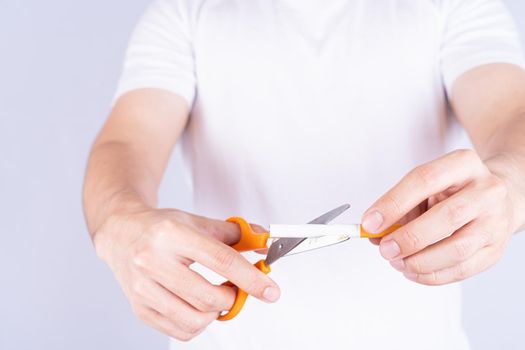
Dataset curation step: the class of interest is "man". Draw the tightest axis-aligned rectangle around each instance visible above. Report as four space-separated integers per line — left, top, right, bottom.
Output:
83 0 525 348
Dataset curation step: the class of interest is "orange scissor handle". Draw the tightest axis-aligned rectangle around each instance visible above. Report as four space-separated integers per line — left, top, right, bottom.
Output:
217 260 271 321
360 224 402 238
217 217 271 321
228 217 270 252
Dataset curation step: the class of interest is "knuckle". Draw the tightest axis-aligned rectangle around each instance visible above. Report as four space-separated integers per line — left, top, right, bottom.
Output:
183 317 206 335
411 164 436 187
211 247 237 272
454 149 478 163
479 229 493 246
196 292 219 312
244 276 263 296
384 193 404 217
174 332 195 342
443 200 468 226
150 220 178 241
454 261 471 281
453 239 473 262
405 255 423 273
193 316 209 331
132 246 152 270
131 280 147 296
398 228 420 252
164 304 182 322
424 271 444 286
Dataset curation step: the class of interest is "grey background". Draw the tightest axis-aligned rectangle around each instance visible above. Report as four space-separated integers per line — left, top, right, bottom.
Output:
1 1 524 349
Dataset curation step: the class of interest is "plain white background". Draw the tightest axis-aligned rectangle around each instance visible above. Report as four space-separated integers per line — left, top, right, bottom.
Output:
1 1 524 349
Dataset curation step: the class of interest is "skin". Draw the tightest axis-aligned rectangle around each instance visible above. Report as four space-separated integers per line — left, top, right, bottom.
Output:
83 63 525 341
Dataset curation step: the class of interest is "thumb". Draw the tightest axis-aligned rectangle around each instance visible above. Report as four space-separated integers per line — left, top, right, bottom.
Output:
218 221 267 246
186 211 267 246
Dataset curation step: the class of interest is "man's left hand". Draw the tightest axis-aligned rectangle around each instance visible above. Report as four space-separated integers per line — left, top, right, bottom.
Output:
362 149 521 285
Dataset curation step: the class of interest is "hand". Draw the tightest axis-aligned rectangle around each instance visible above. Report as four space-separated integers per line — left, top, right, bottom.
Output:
362 149 521 285
94 208 280 341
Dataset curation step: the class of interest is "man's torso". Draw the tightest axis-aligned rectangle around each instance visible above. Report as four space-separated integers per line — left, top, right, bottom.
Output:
178 1 469 349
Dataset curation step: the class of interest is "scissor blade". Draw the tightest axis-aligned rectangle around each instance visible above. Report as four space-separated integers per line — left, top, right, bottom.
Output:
307 203 350 225
270 224 361 238
265 204 350 266
286 234 351 256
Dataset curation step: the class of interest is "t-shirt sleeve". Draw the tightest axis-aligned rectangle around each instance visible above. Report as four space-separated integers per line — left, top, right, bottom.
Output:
440 0 525 95
113 0 196 106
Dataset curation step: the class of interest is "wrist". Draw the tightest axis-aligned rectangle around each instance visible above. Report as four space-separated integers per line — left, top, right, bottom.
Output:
89 188 153 244
484 153 525 232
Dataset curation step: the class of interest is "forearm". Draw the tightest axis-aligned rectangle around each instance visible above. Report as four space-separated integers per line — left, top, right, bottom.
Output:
83 90 189 240
83 140 160 239
479 113 525 232
451 64 525 233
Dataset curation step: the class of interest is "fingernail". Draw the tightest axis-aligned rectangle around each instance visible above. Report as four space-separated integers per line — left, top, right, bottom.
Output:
404 272 418 280
362 211 384 233
379 240 401 259
262 286 280 303
390 259 405 271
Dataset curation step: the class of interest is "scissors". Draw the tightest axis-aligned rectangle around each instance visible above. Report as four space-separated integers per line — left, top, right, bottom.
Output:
218 203 400 321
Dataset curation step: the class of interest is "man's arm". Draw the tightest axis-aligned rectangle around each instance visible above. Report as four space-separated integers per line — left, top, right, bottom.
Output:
84 89 187 235
83 89 280 341
453 63 525 231
362 63 525 285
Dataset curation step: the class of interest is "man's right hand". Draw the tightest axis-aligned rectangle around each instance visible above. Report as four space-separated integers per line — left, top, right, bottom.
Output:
93 207 281 341
84 90 279 341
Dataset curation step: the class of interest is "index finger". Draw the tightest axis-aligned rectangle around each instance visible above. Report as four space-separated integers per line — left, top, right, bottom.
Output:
362 150 487 234
176 227 281 303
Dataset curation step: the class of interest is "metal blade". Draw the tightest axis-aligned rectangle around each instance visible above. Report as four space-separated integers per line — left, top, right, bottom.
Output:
308 203 351 225
286 234 351 256
264 204 350 266
270 224 360 238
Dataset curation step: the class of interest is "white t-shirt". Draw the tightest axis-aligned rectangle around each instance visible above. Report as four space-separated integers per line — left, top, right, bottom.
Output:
114 0 525 349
